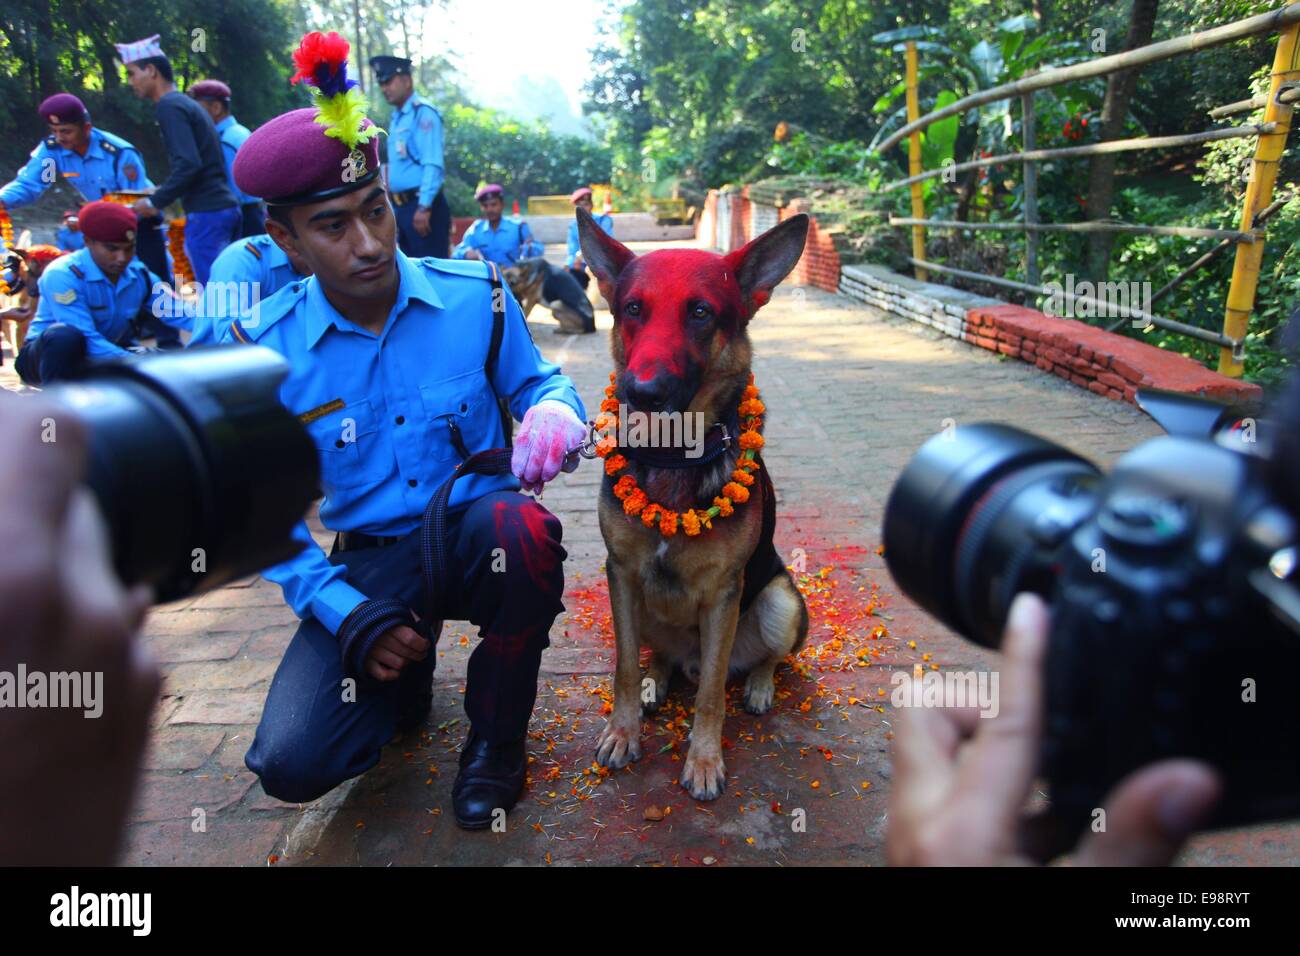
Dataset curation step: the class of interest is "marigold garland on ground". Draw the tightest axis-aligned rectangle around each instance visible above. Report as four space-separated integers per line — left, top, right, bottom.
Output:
598 372 766 538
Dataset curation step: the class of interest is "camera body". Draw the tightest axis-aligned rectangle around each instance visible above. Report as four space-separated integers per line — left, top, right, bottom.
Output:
884 394 1300 832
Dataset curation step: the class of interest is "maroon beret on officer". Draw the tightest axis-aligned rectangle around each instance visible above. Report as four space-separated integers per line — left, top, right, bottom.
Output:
475 183 504 202
188 79 233 101
37 93 89 126
78 200 139 243
233 108 381 206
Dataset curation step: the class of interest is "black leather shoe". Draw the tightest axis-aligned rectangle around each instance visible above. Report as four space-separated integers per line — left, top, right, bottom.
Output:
452 728 527 830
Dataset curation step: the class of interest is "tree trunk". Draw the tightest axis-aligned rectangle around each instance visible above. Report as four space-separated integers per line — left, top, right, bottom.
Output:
1084 0 1160 283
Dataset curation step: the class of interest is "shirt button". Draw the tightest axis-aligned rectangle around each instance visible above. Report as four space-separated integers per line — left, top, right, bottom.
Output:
408 479 418 487
395 415 405 425
335 439 344 448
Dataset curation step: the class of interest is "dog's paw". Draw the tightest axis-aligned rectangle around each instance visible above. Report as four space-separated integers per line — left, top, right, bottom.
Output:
594 717 643 770
640 660 673 715
680 747 726 801
743 671 776 715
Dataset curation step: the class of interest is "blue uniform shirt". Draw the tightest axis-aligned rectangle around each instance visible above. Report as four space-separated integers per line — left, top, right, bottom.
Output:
30 247 188 356
190 234 304 347
219 251 584 637
452 217 544 266
3 128 154 252
566 212 614 269
214 115 257 206
385 93 444 207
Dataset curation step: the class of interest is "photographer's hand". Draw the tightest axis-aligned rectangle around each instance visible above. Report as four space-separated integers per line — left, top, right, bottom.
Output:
887 593 1221 866
0 394 160 865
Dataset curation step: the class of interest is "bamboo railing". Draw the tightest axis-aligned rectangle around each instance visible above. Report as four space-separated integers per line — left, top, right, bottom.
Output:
878 3 1300 377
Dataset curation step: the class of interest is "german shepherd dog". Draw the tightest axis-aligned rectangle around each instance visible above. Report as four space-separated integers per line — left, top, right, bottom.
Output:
502 256 549 319
576 208 811 800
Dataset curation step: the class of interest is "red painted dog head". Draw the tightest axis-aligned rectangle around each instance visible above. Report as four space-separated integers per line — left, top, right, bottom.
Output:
577 208 808 417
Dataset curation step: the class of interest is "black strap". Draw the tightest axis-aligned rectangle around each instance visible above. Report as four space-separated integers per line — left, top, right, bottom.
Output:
623 419 737 470
739 456 783 615
420 448 514 623
484 262 513 447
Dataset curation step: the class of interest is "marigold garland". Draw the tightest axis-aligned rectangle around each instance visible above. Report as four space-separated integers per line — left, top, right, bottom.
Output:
600 371 766 538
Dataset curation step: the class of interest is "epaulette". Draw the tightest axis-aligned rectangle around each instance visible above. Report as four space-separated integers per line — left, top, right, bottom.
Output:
99 139 119 155
68 263 84 279
423 258 497 281
228 280 308 342
244 241 263 260
44 135 58 150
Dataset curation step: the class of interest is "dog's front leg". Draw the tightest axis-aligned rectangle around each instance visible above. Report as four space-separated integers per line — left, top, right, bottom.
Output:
594 558 644 769
680 591 741 801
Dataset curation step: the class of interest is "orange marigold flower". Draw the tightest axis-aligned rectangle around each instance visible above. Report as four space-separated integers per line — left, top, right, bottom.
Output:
604 454 627 476
713 496 734 517
731 469 754 486
595 435 618 457
593 413 615 432
722 482 750 503
623 490 648 516
600 397 620 413
739 398 765 417
641 504 662 527
613 475 637 499
659 510 678 536
738 431 764 451
682 510 702 536
743 385 759 400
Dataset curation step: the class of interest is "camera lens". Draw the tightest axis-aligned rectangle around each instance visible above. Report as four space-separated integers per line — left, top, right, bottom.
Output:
43 346 319 603
883 424 1101 646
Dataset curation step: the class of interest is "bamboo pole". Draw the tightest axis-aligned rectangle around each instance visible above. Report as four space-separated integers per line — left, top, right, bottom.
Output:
880 123 1275 192
876 3 1300 153
1220 9 1300 376
905 257 1239 349
1022 90 1040 287
890 217 1257 243
905 41 927 282
1209 84 1300 118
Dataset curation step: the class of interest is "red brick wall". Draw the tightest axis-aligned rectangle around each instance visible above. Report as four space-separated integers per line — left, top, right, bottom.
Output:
966 304 1261 404
781 204 841 294
697 189 842 294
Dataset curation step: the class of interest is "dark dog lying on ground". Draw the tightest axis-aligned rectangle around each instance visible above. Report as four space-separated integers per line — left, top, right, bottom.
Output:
577 208 811 800
503 256 594 334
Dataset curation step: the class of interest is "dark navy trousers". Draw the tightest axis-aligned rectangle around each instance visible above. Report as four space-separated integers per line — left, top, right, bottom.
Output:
394 191 451 259
246 490 566 804
15 323 91 384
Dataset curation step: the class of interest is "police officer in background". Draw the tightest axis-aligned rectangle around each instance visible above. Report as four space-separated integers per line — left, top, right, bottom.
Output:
225 32 587 829
455 184 596 334
0 93 172 289
14 201 190 384
188 79 266 239
370 54 450 258
189 232 311 347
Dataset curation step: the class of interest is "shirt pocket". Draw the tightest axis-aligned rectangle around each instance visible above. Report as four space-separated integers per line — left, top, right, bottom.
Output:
419 368 498 463
303 398 389 493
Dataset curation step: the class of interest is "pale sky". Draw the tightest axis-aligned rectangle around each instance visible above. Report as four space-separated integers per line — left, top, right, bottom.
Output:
428 0 614 128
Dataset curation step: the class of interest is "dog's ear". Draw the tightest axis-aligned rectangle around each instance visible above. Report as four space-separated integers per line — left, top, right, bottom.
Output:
577 206 635 305
724 213 809 318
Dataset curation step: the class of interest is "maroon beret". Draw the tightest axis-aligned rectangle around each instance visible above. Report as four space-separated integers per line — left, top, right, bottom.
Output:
233 108 381 206
79 200 139 243
570 187 593 204
38 93 89 126
475 183 504 202
189 79 232 101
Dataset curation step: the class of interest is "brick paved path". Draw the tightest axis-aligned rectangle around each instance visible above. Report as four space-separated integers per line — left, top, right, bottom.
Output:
3 242 1295 866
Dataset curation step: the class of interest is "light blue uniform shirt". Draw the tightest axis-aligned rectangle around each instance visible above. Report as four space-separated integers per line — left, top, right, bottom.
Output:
451 217 544 266
219 251 584 636
386 93 444 207
566 212 614 269
2 128 154 252
31 247 188 357
190 234 304 347
214 115 258 206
